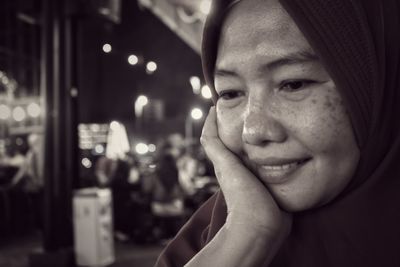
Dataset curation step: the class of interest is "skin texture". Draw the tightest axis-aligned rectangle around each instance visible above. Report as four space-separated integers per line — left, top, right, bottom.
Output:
185 0 360 266
214 0 360 211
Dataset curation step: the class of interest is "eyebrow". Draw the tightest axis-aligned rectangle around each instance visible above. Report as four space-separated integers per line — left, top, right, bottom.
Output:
214 50 320 78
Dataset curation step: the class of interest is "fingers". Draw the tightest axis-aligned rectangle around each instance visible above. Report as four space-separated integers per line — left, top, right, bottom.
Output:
199 107 292 257
200 107 237 165
200 107 250 189
200 107 274 216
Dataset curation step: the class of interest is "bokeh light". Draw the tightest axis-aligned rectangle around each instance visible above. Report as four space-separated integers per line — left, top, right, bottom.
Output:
0 104 11 120
136 95 148 106
148 144 156 153
191 108 203 120
81 158 92 168
200 0 212 15
12 106 26 122
95 144 105 154
102 43 112 53
135 143 149 155
146 61 157 73
190 76 201 94
27 102 41 118
90 124 100 132
128 54 139 65
110 121 120 131
201 85 212 99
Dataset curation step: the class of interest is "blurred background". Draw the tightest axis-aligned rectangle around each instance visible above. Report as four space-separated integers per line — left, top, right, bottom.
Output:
0 0 219 266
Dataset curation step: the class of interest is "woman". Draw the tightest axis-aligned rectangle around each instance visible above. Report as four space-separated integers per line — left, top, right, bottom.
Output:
155 0 400 266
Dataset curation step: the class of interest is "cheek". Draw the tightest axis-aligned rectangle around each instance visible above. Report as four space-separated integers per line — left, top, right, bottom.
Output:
302 89 354 154
216 106 244 154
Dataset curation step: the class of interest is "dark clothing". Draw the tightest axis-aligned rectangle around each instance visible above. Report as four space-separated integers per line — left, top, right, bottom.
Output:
151 154 184 239
155 0 400 266
154 154 180 198
111 159 132 234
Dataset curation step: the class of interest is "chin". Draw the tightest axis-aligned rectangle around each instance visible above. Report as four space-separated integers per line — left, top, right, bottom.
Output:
270 190 324 212
276 199 309 212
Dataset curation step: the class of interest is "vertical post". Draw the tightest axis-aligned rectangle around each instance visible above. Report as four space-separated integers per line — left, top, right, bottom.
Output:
37 0 78 257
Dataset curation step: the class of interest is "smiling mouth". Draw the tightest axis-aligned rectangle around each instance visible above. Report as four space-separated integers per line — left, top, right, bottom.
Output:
256 158 310 184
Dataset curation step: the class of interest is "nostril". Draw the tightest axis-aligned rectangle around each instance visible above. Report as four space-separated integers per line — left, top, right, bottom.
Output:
243 125 268 145
242 117 287 145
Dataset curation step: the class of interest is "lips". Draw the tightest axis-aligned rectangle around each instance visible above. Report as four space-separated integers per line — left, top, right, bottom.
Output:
252 157 311 184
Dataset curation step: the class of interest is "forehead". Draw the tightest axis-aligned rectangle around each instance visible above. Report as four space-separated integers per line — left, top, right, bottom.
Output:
216 0 312 71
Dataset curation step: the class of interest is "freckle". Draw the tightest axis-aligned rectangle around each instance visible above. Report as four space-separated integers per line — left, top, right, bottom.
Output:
324 95 338 112
324 97 332 108
311 99 317 104
334 97 343 107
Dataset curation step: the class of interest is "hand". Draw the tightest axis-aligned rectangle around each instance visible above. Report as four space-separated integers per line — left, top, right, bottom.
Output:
185 107 292 267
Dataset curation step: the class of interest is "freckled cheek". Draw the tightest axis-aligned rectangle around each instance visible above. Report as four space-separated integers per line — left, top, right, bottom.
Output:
321 94 350 135
303 98 351 152
217 109 244 153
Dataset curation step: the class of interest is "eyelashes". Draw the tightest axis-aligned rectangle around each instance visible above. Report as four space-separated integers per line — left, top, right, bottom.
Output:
217 90 244 100
279 80 316 92
217 79 317 101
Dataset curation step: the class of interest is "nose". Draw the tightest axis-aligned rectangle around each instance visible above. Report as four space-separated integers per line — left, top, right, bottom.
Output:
242 99 287 146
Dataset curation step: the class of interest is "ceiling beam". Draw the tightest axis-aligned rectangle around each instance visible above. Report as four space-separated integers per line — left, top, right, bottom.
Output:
138 0 206 54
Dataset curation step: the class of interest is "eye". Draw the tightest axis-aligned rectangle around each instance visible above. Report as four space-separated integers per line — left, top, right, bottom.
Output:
280 80 315 92
217 90 244 100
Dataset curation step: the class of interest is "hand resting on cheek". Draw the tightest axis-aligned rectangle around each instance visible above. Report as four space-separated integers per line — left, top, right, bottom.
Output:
184 107 292 267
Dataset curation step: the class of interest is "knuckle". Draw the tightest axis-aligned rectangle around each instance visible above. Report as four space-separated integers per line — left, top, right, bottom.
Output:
200 134 210 146
214 168 222 179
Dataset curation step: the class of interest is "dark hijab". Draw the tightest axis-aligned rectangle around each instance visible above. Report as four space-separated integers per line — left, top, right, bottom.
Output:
155 0 400 266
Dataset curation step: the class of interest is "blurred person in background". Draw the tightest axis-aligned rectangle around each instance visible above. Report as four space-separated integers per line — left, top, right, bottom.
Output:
125 157 155 244
106 152 133 242
177 146 218 215
94 155 117 188
0 140 18 186
151 142 184 241
177 152 198 199
6 133 44 232
10 134 44 193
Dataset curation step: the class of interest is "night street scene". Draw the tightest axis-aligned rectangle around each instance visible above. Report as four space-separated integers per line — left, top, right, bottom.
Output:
0 0 217 266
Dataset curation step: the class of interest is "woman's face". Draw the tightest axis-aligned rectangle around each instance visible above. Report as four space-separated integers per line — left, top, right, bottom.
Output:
214 0 360 211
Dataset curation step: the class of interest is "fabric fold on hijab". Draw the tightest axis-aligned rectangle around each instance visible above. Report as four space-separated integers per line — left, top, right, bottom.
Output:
154 0 400 266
